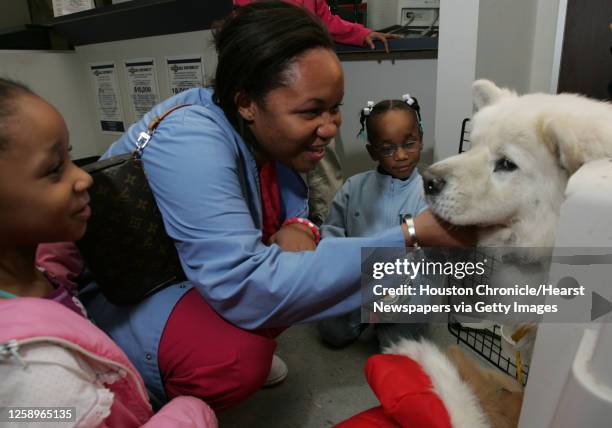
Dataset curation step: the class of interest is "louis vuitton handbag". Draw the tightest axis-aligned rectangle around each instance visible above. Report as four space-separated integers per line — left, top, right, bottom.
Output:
76 105 190 305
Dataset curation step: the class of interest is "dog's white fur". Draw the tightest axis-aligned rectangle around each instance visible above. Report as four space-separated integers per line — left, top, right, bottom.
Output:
384 339 490 428
426 80 612 256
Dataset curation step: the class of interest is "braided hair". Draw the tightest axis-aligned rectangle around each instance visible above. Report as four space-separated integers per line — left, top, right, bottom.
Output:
358 95 423 143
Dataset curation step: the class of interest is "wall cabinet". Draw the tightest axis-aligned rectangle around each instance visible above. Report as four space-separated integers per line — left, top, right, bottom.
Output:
50 0 232 46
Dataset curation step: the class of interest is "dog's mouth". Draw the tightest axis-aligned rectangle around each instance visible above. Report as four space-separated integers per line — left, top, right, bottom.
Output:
475 223 512 236
428 195 515 230
426 193 469 226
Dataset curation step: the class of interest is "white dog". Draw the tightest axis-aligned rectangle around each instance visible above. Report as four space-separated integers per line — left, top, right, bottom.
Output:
424 80 612 257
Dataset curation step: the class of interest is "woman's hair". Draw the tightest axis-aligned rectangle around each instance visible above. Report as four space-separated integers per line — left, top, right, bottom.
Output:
0 78 34 153
212 1 334 128
359 98 423 144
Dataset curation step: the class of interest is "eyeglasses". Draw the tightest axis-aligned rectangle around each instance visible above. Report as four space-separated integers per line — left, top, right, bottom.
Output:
375 140 420 157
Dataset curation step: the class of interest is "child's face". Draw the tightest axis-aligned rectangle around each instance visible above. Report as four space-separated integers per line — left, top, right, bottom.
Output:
366 109 422 180
0 95 93 246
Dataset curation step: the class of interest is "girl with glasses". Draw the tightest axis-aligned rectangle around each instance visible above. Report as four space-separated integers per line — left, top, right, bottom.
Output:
318 96 434 349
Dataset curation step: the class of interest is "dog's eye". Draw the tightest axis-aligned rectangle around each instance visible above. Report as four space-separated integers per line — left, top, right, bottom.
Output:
494 158 518 172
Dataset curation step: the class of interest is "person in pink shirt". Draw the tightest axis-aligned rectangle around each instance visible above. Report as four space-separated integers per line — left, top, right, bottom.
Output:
0 78 217 427
234 0 400 52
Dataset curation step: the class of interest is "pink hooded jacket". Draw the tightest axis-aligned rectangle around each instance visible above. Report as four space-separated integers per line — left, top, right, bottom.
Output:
234 0 372 46
0 298 217 428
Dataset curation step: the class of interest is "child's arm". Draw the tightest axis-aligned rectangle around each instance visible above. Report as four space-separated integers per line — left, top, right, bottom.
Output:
320 179 352 238
310 0 371 46
35 242 84 294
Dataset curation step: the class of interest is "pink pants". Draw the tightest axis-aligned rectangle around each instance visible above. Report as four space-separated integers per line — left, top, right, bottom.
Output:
158 288 283 411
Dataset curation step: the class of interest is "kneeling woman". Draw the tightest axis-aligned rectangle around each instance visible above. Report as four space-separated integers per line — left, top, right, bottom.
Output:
67 2 472 411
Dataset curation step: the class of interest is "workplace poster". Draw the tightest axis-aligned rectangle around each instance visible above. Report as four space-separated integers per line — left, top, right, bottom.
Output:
52 0 94 17
166 56 204 95
89 62 125 133
124 58 160 121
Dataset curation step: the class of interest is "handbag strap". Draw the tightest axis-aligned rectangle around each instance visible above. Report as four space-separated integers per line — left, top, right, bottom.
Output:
135 103 192 157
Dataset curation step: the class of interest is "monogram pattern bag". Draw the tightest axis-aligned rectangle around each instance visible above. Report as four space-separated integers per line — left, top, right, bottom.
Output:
76 105 190 305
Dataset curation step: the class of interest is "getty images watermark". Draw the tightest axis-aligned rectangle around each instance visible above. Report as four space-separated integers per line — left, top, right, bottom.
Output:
360 247 612 324
0 407 76 423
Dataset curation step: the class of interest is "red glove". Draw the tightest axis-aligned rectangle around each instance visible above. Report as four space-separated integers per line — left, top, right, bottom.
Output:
364 354 452 428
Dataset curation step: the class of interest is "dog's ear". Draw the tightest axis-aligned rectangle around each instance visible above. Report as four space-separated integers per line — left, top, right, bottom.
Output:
538 113 612 175
473 79 516 111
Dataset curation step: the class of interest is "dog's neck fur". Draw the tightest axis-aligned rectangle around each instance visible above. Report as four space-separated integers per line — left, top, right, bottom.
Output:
477 199 562 261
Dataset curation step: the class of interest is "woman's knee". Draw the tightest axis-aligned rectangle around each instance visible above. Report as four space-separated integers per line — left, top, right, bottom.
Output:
162 330 275 411
232 335 275 398
159 289 280 410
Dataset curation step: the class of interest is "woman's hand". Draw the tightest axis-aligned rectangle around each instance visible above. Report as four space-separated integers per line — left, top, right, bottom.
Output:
403 209 477 247
268 223 317 252
364 31 402 53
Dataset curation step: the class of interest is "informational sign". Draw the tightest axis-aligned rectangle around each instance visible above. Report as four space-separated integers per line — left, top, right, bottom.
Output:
124 58 160 121
52 0 95 17
166 56 204 96
89 62 125 133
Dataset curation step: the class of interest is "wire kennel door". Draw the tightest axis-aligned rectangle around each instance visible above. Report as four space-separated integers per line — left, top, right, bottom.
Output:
448 119 530 386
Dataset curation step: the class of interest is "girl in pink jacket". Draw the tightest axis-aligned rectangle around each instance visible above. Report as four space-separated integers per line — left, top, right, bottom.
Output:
0 78 217 428
234 0 399 51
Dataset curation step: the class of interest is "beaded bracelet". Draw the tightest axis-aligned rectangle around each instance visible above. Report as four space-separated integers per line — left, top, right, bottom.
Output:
282 217 321 244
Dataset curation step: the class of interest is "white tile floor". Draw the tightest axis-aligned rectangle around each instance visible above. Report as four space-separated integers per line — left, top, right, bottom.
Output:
217 322 475 427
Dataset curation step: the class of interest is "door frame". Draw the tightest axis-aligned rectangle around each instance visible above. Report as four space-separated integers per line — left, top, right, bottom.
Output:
550 0 568 93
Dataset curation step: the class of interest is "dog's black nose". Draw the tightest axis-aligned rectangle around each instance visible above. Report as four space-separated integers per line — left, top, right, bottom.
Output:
422 170 446 195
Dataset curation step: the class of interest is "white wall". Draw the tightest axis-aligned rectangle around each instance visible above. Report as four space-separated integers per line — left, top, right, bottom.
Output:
475 0 562 94
0 50 100 159
529 0 562 93
434 0 480 161
77 33 438 175
2 0 564 166
339 58 438 177
475 0 537 93
74 29 217 152
1 29 438 171
433 0 563 161
0 29 217 157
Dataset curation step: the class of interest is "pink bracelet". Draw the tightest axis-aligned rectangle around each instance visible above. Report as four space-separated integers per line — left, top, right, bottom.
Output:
282 217 321 244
